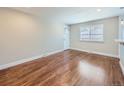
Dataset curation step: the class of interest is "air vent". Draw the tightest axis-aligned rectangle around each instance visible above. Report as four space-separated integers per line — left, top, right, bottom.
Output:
120 7 124 9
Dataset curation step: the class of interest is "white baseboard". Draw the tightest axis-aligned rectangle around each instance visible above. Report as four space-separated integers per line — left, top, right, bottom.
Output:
42 49 64 57
0 54 43 70
119 61 124 76
0 49 64 70
70 48 119 58
0 48 118 70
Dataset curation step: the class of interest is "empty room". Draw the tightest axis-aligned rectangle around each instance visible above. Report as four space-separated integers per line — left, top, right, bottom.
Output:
0 7 124 86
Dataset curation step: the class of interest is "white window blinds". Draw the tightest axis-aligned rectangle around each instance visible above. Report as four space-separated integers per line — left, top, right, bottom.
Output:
80 24 104 42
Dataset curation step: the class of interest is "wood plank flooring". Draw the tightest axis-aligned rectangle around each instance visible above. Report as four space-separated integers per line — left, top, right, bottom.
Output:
0 49 123 86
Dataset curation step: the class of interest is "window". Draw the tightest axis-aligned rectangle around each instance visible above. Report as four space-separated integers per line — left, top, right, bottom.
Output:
80 24 104 42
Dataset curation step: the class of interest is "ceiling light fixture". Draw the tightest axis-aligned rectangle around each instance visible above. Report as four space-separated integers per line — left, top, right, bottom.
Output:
97 9 101 12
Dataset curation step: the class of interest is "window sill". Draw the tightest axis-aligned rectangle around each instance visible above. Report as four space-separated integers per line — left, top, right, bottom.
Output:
80 39 104 43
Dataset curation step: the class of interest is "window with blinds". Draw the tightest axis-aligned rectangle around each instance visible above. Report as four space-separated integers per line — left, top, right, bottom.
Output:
80 24 104 42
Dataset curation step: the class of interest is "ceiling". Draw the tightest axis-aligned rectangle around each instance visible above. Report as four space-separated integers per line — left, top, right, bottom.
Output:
12 7 124 24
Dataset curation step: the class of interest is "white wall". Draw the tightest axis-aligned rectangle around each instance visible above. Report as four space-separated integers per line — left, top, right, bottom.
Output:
0 8 64 65
119 16 124 74
120 45 124 66
70 17 119 57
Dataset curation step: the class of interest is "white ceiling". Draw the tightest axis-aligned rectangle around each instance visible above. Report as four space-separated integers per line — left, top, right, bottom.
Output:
12 7 124 24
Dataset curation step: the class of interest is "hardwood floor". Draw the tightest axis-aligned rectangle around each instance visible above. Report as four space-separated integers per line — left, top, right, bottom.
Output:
0 49 123 86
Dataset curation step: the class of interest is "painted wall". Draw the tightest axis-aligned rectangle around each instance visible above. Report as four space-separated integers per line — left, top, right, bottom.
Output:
119 16 124 74
120 45 124 66
70 17 119 57
0 8 64 65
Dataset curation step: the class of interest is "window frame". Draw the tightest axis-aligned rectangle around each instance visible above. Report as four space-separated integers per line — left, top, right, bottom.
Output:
80 24 104 42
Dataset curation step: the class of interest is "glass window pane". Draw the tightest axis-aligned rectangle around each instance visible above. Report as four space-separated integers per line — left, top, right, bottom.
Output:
80 26 90 41
91 24 103 35
91 35 103 41
80 24 104 41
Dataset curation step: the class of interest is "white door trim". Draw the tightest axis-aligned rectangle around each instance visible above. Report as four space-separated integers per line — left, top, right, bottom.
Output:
64 25 70 50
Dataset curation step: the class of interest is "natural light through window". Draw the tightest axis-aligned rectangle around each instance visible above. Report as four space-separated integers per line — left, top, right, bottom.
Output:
80 24 104 42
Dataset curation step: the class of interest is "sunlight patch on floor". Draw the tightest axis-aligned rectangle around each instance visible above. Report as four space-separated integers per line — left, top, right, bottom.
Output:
79 61 106 83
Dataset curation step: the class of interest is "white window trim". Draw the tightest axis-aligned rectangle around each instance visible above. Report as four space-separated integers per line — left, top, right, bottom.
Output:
80 24 104 42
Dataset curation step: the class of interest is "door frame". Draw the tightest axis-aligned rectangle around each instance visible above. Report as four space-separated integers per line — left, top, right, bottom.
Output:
64 25 70 50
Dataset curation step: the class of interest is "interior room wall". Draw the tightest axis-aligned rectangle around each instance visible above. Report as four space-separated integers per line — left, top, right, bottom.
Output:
70 17 119 57
120 45 124 71
0 8 64 65
119 16 124 74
